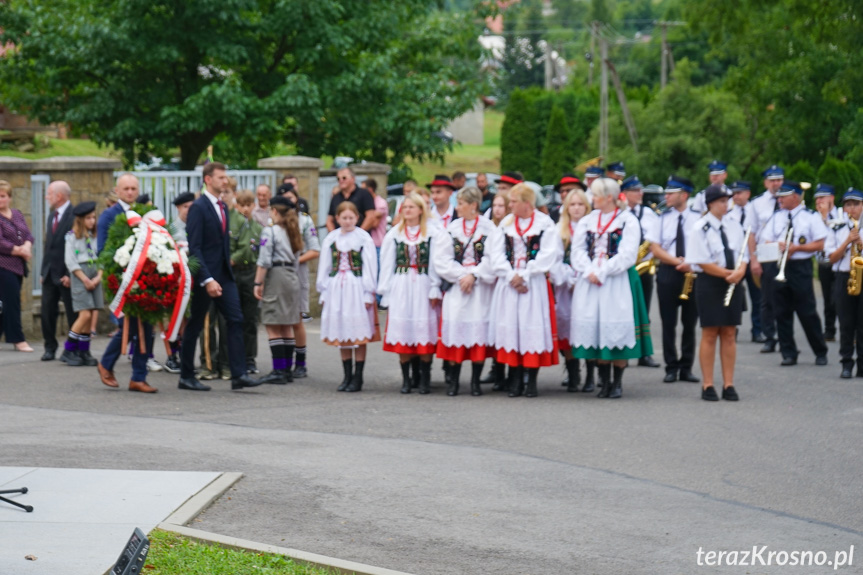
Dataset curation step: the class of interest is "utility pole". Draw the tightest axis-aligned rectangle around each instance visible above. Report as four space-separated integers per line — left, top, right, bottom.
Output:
588 21 597 86
658 21 685 89
599 34 608 161
606 59 637 152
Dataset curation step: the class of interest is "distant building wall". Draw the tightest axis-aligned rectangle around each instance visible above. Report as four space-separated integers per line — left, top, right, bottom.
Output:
447 101 484 146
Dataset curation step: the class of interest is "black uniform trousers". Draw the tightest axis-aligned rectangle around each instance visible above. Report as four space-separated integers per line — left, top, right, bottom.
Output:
640 271 654 312
834 272 863 372
181 280 246 380
657 264 698 375
774 259 828 361
41 279 77 354
759 262 778 342
744 266 762 337
818 263 837 336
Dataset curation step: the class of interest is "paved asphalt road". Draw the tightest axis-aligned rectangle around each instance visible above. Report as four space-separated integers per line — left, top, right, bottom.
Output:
1 300 861 574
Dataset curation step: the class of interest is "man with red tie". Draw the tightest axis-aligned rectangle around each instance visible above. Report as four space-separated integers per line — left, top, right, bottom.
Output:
178 162 261 391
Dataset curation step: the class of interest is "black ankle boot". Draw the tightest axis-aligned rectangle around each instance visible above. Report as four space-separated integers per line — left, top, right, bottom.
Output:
418 360 432 394
444 361 452 387
508 366 525 397
400 361 412 394
525 368 539 397
259 369 288 384
479 360 496 383
79 349 98 367
337 359 353 392
565 359 580 392
597 363 612 398
346 361 364 392
447 363 461 396
492 361 507 391
608 365 624 399
411 357 421 389
581 360 596 393
470 362 484 396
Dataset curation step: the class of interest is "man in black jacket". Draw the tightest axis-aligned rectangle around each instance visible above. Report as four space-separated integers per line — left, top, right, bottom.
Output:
178 162 261 391
40 181 77 361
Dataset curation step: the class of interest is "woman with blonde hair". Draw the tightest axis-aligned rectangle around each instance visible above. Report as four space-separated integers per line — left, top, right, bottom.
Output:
487 182 561 398
433 186 497 396
570 178 653 398
379 192 444 394
550 189 593 392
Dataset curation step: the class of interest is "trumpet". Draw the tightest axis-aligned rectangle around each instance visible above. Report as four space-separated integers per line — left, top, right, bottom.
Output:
679 271 696 300
775 224 794 283
848 219 863 296
724 226 752 307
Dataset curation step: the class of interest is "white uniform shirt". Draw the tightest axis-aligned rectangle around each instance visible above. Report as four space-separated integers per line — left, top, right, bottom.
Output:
727 202 755 232
824 214 857 272
751 190 781 242
646 207 701 257
629 204 660 263
685 212 748 273
759 204 828 261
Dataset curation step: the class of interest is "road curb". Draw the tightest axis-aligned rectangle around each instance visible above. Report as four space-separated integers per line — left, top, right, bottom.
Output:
157 471 414 575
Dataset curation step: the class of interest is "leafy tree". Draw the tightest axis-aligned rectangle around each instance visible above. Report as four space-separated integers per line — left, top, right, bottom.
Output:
541 105 574 185
500 0 546 94
500 89 540 180
0 0 485 169
818 156 862 202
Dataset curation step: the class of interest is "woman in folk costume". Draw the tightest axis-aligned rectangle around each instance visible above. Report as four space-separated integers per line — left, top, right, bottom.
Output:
379 192 444 394
316 202 378 392
253 196 305 386
570 178 653 398
434 186 497 397
487 183 562 398
550 189 592 392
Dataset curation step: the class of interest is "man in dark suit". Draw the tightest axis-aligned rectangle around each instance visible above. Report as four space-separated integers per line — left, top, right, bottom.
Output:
178 162 261 391
95 174 158 393
40 181 77 361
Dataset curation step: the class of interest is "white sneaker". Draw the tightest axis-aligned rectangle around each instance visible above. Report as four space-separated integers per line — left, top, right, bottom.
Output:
302 312 313 323
147 358 163 372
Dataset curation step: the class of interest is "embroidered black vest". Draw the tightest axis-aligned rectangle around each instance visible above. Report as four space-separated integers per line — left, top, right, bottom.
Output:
505 232 544 268
329 243 363 277
395 238 431 274
585 224 625 260
453 235 487 265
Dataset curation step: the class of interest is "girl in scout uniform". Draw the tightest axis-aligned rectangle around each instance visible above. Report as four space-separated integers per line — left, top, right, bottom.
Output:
550 189 591 392
379 193 444 395
487 183 561 398
280 187 321 378
253 196 304 385
317 202 378 392
433 186 497 397
61 202 102 367
570 178 653 399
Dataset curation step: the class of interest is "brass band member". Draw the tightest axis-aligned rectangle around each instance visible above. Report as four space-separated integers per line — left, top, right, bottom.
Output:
686 185 747 401
813 183 841 341
825 188 863 378
647 175 701 383
758 181 829 366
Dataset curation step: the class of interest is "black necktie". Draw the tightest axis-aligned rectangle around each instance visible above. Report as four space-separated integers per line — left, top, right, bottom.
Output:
740 207 746 226
773 198 780 212
676 214 685 257
719 225 734 268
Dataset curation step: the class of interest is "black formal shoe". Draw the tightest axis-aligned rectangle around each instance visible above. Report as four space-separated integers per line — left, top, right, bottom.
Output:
292 365 308 379
178 377 211 391
701 386 719 401
815 356 828 366
780 356 797 366
637 356 661 368
824 331 836 342
663 372 677 383
721 386 739 401
679 371 700 383
760 341 776 353
751 333 767 343
232 374 263 390
41 350 55 361
61 349 83 366
841 367 853 379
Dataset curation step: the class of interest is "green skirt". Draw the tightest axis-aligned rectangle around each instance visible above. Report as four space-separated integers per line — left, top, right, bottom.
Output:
573 267 654 361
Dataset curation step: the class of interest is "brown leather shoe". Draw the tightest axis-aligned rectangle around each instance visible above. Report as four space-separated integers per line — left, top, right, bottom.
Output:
98 363 119 388
129 380 158 393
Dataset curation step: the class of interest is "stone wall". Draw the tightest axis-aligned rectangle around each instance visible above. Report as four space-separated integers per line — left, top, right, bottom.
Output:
0 156 122 341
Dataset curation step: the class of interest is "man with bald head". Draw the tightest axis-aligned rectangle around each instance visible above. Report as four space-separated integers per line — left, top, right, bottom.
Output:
40 180 77 361
97 173 139 251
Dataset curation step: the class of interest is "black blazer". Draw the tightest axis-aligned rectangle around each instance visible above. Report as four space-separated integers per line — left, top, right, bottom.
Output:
186 193 234 286
97 202 125 253
41 204 75 284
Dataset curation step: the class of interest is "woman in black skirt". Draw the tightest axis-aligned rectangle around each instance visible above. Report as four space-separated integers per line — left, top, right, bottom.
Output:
686 185 748 401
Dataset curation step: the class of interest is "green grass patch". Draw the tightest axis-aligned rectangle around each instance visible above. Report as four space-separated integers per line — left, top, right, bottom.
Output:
0 136 118 160
144 529 345 575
